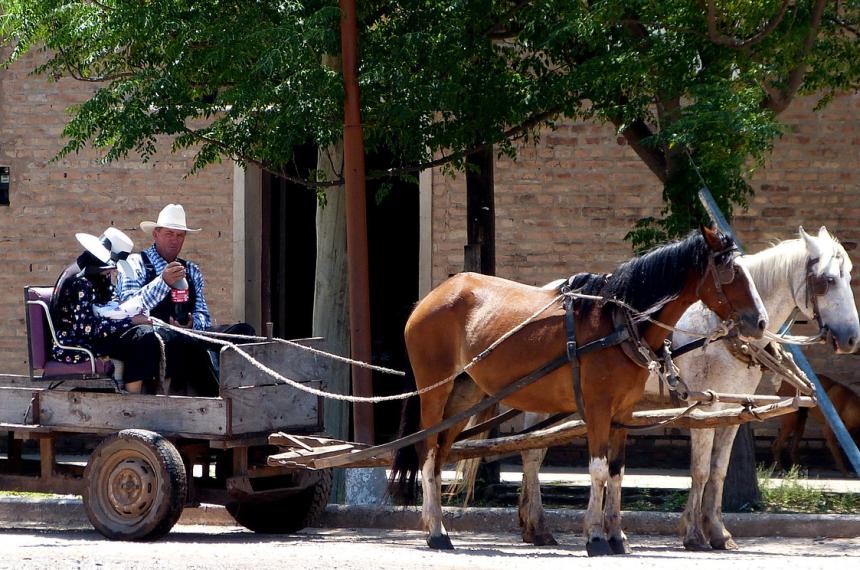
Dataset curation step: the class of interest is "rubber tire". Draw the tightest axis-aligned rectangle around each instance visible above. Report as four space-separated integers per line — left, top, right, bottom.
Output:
83 429 187 541
227 468 332 534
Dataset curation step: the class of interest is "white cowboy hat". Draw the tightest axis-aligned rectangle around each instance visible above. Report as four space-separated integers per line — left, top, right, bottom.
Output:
75 233 114 270
140 203 201 233
100 227 135 276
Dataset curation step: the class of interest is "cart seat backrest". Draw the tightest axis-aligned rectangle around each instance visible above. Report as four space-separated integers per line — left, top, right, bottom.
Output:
26 286 53 370
25 285 114 378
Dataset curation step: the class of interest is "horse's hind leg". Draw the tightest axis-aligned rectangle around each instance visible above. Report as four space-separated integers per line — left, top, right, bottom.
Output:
771 414 796 470
604 427 631 555
413 374 457 550
701 424 740 550
422 375 485 550
681 427 715 550
419 443 451 549
822 423 850 474
519 447 557 546
788 410 809 468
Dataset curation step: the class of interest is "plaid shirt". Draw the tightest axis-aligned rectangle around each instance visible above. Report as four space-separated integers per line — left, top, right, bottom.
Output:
116 245 212 330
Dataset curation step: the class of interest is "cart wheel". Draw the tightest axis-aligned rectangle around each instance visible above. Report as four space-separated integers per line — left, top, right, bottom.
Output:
227 468 332 534
83 429 187 541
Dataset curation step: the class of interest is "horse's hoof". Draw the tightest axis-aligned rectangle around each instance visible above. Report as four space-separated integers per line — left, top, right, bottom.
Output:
710 537 738 551
608 536 631 555
586 538 614 557
683 539 712 551
532 533 559 547
427 534 454 550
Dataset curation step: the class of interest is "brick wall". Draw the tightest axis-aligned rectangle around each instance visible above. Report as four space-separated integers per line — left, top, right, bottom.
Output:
0 52 235 375
2 44 858 390
431 92 860 386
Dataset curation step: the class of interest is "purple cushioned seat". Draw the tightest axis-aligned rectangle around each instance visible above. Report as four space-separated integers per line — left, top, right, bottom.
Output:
26 287 53 371
26 286 114 379
43 359 114 377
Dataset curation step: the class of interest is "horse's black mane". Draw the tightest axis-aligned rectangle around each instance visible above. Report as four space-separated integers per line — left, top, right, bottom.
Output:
574 230 734 316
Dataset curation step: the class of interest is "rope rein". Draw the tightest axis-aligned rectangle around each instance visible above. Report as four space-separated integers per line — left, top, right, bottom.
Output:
152 285 744 404
4 286 812 405
762 328 824 346
150 291 566 404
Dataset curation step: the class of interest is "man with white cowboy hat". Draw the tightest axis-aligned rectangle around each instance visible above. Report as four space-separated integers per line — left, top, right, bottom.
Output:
117 203 207 330
117 204 254 395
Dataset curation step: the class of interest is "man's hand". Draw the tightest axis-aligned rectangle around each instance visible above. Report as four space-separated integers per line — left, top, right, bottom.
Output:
162 261 187 288
169 316 192 329
131 314 152 326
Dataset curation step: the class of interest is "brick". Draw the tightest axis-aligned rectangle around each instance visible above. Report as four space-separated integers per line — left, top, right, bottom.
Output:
0 53 234 375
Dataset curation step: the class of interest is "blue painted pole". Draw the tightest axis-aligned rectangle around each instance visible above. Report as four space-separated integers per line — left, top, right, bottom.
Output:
698 186 860 475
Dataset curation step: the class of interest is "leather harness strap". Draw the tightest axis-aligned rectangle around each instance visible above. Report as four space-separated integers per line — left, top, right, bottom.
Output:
563 292 710 432
564 293 635 425
564 294 587 424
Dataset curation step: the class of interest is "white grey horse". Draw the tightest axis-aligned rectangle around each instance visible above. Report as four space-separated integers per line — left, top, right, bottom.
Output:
674 226 858 550
462 226 859 550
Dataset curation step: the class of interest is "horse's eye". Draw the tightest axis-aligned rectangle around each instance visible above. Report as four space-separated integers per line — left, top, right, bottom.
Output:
826 276 836 285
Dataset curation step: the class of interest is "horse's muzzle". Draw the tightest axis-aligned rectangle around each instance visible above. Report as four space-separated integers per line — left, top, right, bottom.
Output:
828 326 858 354
738 312 767 340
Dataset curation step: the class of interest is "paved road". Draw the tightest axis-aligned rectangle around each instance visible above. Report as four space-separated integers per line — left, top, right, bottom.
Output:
1 525 858 570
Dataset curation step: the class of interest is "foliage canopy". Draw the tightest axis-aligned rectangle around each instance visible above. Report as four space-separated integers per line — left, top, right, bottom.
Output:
2 1 858 245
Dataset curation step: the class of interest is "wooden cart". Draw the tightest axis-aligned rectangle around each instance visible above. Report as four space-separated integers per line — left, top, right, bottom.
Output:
1 287 333 540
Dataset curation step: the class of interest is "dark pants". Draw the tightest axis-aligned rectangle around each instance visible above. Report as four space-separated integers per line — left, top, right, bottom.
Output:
156 322 256 397
156 327 220 397
95 325 163 394
207 323 257 382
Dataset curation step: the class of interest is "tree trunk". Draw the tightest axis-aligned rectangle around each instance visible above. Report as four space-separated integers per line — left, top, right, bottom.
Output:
722 424 761 511
313 137 350 502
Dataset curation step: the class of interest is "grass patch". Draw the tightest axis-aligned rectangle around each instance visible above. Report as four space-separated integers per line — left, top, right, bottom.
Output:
757 464 860 514
623 488 688 512
0 491 56 498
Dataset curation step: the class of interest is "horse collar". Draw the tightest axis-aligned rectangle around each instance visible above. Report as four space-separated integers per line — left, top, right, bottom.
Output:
611 307 654 369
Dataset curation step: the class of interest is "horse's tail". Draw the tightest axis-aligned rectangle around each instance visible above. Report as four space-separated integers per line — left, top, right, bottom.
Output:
387 391 421 505
446 403 499 506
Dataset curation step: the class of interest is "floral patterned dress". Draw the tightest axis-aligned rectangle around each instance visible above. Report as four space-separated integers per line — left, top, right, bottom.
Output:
52 275 135 364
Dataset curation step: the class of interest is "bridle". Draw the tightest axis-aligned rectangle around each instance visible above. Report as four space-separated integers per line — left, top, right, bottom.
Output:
804 255 842 335
698 244 742 325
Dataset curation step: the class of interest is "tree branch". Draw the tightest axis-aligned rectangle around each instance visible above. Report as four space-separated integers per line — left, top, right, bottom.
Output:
706 0 791 48
178 107 561 189
764 0 829 114
482 0 531 39
826 14 860 37
86 0 115 11
611 117 667 183
378 108 560 179
55 44 134 83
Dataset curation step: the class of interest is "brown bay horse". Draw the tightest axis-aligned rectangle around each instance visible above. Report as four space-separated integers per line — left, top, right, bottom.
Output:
772 374 860 473
388 226 768 555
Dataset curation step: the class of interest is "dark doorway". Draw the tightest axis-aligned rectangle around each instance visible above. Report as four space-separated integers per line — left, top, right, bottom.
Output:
262 145 318 340
365 157 420 442
262 149 420 443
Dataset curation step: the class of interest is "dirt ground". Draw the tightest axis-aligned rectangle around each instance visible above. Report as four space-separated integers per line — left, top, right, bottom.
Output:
1 525 858 570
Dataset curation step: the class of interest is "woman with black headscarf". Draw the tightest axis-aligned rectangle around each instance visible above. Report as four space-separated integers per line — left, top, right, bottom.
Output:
51 230 163 394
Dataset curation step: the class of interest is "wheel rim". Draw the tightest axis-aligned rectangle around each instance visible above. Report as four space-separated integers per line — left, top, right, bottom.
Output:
96 450 158 525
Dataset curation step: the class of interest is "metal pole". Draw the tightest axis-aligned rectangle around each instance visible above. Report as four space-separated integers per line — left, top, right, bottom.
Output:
698 186 860 474
339 0 374 444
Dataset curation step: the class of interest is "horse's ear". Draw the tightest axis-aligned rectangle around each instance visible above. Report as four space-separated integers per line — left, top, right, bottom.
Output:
800 226 822 259
700 223 724 251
